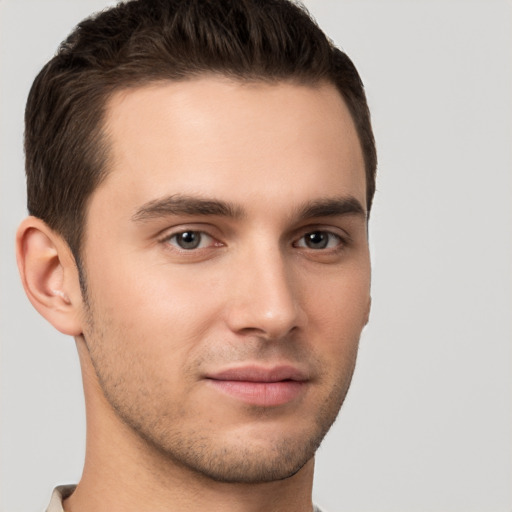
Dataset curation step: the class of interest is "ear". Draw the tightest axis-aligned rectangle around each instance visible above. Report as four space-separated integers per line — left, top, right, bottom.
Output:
16 216 84 336
364 296 372 326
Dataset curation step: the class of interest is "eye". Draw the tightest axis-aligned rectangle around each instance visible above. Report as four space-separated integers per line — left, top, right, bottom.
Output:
295 231 342 250
166 231 213 250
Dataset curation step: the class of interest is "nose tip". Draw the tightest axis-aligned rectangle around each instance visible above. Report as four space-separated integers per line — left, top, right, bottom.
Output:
238 302 301 340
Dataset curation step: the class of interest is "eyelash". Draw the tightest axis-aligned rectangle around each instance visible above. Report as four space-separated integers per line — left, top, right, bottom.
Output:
159 228 347 253
162 230 220 251
293 231 344 250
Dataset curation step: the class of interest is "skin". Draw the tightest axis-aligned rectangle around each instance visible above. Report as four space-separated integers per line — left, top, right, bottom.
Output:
17 77 371 512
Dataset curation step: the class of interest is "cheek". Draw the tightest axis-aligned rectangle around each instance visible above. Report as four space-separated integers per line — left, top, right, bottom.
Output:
305 263 370 327
84 255 226 361
300 263 370 371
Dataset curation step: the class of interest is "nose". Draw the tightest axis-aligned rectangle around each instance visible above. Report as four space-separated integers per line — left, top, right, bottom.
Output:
224 246 305 340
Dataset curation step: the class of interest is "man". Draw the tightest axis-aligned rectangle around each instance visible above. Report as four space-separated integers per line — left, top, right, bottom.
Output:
16 0 376 511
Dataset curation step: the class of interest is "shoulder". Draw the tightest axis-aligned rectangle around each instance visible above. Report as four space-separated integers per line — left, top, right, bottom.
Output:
45 485 76 512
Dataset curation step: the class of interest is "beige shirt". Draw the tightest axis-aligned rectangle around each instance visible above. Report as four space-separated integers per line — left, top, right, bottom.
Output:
46 486 76 512
45 485 327 512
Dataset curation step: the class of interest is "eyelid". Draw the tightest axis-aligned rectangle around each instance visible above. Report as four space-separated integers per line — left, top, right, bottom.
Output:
156 221 220 239
293 231 345 250
157 225 223 251
293 224 351 243
169 231 213 249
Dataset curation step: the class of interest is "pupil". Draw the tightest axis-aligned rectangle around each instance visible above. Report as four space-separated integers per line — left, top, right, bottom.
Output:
306 232 327 249
178 231 200 249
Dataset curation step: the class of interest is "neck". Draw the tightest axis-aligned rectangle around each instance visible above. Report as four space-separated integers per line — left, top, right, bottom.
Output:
65 339 315 512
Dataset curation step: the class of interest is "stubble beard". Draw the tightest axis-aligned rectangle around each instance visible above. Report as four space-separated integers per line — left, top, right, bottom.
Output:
79 281 357 485
116 375 351 485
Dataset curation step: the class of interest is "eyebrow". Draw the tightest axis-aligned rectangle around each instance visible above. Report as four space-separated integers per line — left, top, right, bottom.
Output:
131 194 366 223
296 196 367 221
132 194 244 222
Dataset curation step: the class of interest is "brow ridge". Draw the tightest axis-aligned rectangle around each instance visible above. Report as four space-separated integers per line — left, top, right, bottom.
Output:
296 196 366 220
132 194 366 223
132 194 245 222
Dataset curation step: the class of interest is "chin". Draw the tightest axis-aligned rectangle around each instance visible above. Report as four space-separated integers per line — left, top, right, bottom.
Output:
138 414 333 484
170 438 319 484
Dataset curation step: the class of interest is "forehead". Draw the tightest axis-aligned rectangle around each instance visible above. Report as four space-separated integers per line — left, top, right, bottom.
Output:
94 77 365 217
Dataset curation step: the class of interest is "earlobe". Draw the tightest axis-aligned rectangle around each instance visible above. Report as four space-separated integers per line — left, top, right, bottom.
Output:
16 216 84 336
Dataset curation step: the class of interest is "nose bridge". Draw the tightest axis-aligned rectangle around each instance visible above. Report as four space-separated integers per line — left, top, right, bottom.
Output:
226 238 303 338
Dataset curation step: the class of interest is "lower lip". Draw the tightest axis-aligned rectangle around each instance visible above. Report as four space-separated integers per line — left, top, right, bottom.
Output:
206 379 306 406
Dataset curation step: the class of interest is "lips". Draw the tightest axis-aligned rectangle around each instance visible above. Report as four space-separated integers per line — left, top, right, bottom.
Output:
205 365 309 407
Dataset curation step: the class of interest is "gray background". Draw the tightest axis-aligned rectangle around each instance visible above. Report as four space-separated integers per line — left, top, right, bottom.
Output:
1 1 511 511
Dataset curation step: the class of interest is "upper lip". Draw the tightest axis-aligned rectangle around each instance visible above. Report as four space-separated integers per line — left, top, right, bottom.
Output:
205 365 309 383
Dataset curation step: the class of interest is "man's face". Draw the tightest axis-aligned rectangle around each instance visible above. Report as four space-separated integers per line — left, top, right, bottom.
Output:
79 77 370 483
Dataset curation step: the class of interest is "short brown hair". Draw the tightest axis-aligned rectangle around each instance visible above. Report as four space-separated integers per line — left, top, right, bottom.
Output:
25 0 377 262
